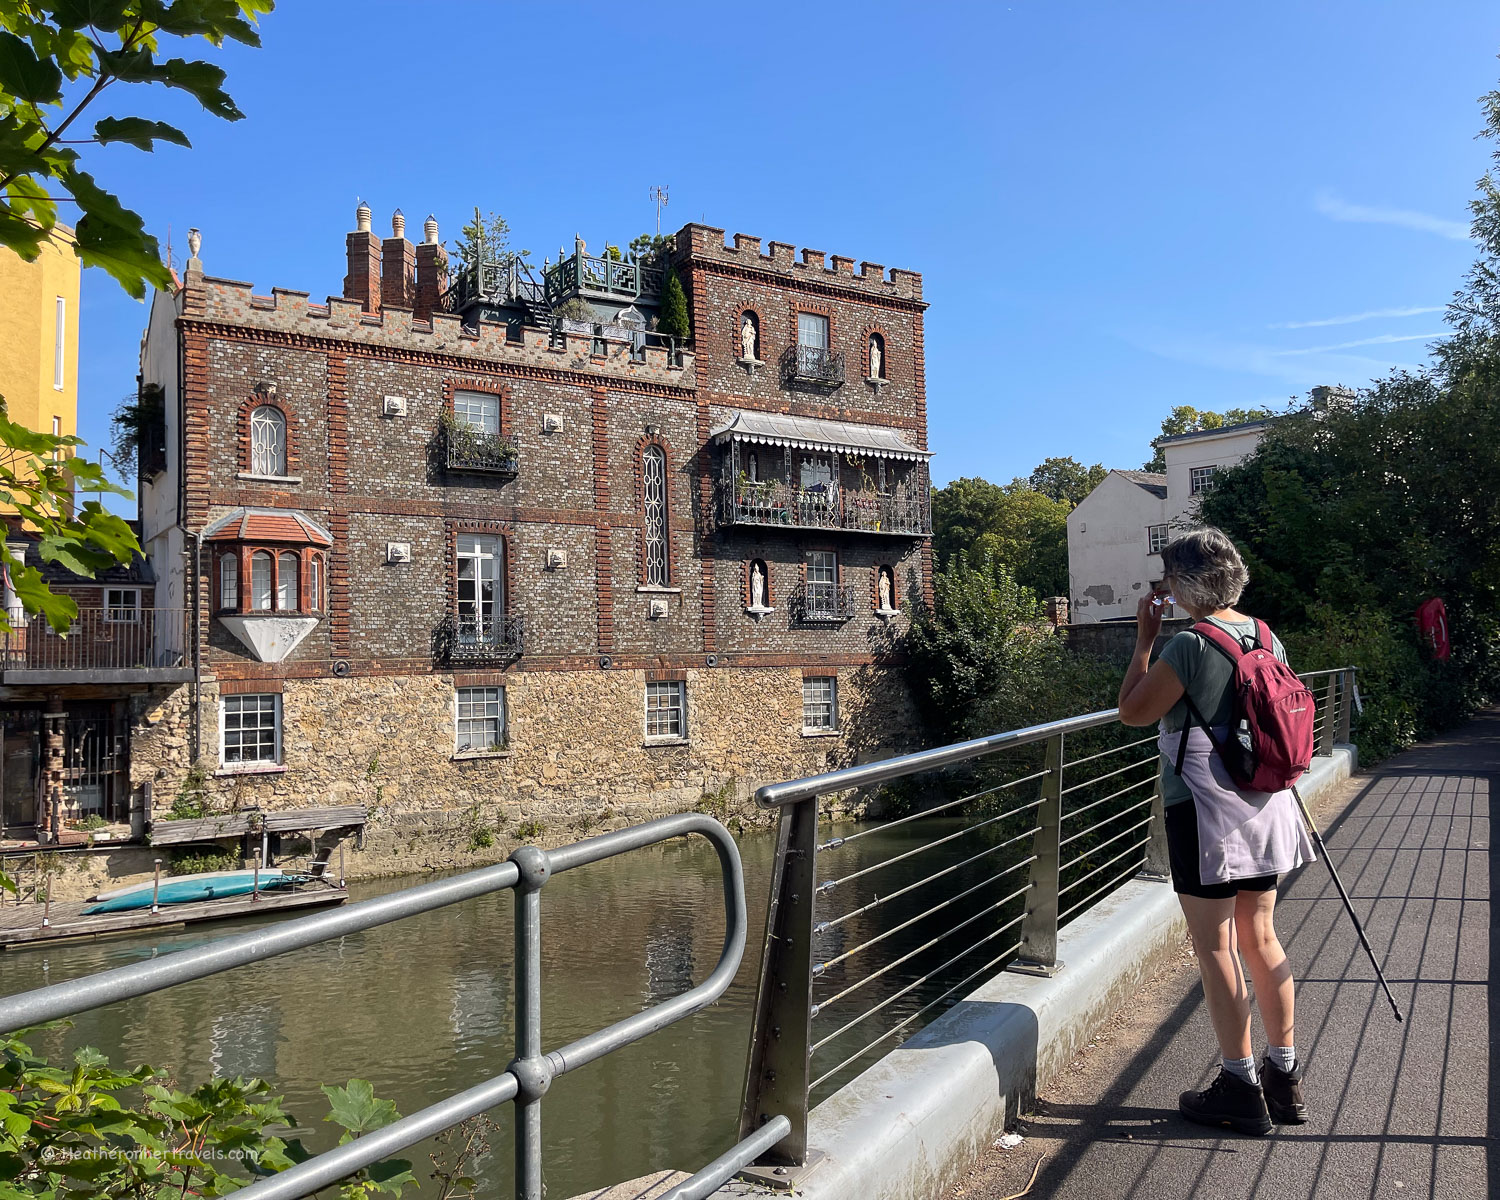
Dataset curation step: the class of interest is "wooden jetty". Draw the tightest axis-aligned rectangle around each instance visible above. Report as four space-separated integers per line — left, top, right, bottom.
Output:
0 884 347 950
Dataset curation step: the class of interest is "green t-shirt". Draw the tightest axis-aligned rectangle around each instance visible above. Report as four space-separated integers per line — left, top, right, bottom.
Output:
1155 616 1288 807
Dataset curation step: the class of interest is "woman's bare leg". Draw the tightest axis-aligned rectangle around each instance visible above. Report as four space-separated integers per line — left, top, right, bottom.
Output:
1178 893 1253 1060
1235 887 1294 1048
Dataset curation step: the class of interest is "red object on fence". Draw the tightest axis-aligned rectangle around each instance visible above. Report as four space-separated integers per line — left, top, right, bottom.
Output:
1416 597 1451 661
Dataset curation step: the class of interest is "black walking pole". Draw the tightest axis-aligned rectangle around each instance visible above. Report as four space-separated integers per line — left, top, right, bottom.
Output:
1291 785 1404 1023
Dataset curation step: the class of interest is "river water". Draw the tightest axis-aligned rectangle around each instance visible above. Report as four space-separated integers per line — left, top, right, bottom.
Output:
3 814 1037 1197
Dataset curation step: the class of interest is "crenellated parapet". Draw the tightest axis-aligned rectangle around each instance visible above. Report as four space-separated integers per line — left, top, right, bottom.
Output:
677 224 924 305
182 271 695 390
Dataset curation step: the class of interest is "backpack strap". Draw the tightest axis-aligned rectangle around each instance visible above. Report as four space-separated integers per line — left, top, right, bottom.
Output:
1174 692 1229 776
1192 619 1248 663
1253 618 1273 652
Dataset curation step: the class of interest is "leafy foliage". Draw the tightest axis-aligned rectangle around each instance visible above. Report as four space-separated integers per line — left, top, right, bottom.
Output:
0 408 138 632
931 476 1070 597
1027 456 1106 506
1142 404 1278 471
656 268 691 340
629 231 672 262
0 1 273 298
0 1028 414 1198
107 382 164 480
1201 366 1500 762
448 206 527 281
167 845 238 875
904 552 1120 744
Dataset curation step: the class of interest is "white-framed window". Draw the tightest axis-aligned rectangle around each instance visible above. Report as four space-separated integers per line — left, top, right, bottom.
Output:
309 554 323 613
249 406 287 476
53 297 65 391
104 588 141 623
645 680 686 740
250 551 273 611
51 415 61 462
456 533 503 642
642 444 669 586
1148 524 1169 554
797 311 830 349
221 693 281 766
806 550 837 611
455 686 506 752
1189 466 1217 495
219 554 239 610
277 551 299 610
453 390 500 434
803 677 838 732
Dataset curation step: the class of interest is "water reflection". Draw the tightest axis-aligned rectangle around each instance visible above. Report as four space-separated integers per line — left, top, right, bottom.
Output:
5 815 1042 1196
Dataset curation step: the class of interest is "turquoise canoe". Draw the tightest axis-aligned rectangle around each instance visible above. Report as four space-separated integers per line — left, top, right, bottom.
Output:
84 869 311 915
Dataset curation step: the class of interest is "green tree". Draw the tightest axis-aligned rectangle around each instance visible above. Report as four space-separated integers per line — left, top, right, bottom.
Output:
931 476 1070 597
448 207 524 280
656 268 691 340
0 0 272 298
1142 404 1277 471
630 231 672 262
904 551 1119 745
1027 456 1107 506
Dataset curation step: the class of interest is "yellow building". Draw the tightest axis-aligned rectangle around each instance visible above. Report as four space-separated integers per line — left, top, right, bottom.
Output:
0 225 80 452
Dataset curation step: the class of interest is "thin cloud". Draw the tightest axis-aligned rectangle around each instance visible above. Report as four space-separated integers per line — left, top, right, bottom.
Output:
1132 331 1428 386
1274 332 1450 356
1314 190 1471 241
1270 305 1444 330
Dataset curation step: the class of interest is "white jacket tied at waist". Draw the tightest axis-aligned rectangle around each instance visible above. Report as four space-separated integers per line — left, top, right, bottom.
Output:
1159 724 1316 885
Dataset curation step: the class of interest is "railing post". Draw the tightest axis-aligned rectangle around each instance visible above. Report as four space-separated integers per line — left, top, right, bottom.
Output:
1008 731 1064 976
1139 779 1171 882
508 846 552 1200
1335 669 1354 745
738 795 819 1187
1318 676 1337 758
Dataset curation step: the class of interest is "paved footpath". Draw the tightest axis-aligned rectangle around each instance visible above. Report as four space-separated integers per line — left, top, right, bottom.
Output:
948 710 1496 1200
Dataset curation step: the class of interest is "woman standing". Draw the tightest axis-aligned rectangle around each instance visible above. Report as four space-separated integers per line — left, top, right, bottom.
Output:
1117 527 1314 1135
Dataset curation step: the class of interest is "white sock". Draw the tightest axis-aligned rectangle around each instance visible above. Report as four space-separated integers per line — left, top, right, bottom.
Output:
1266 1045 1297 1073
1222 1055 1260 1086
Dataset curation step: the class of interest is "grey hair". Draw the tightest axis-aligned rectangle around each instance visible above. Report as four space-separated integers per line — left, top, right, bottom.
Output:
1160 526 1249 612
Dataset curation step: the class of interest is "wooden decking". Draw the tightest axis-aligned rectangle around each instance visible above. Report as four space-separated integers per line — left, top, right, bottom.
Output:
0 884 347 950
148 804 368 847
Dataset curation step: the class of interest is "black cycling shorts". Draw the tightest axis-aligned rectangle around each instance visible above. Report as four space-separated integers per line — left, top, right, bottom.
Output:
1165 800 1278 899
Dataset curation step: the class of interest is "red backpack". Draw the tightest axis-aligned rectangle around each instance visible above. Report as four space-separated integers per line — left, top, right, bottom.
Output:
1174 619 1316 793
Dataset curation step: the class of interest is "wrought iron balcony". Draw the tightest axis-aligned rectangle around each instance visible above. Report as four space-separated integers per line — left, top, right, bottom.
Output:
442 419 520 477
434 614 526 664
789 583 860 624
781 344 845 389
714 478 932 537
1 608 193 684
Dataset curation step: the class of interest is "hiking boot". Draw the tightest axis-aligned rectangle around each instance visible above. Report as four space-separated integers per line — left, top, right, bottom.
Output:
1179 1068 1273 1136
1260 1057 1308 1124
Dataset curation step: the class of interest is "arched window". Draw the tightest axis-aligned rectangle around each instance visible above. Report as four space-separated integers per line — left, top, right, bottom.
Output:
219 553 239 611
249 406 287 476
250 551 273 611
309 555 323 613
277 551 299 610
641 444 669 586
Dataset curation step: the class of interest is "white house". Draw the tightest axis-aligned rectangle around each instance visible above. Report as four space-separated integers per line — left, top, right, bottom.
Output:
1066 420 1271 622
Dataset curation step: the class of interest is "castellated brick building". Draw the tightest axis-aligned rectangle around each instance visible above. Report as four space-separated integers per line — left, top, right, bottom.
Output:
131 206 934 866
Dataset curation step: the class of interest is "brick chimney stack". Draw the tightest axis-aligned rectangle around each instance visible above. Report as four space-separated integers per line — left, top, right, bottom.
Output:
414 214 448 324
381 209 416 311
343 200 381 314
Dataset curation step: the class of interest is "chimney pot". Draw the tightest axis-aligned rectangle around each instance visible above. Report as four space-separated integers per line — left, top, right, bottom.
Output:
392 209 405 239
355 200 371 233
424 214 439 245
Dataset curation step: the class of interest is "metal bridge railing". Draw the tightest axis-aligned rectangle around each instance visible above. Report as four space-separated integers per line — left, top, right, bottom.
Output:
0 813 748 1200
736 666 1357 1186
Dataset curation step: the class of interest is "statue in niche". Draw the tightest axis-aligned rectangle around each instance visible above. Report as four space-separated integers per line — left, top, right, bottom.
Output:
869 335 883 380
750 561 767 610
878 567 894 612
741 313 759 361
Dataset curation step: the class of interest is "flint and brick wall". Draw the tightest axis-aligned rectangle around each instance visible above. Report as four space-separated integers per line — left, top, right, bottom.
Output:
142 224 932 867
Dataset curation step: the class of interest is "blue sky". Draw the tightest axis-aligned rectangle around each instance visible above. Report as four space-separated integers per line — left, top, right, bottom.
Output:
73 1 1499 502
